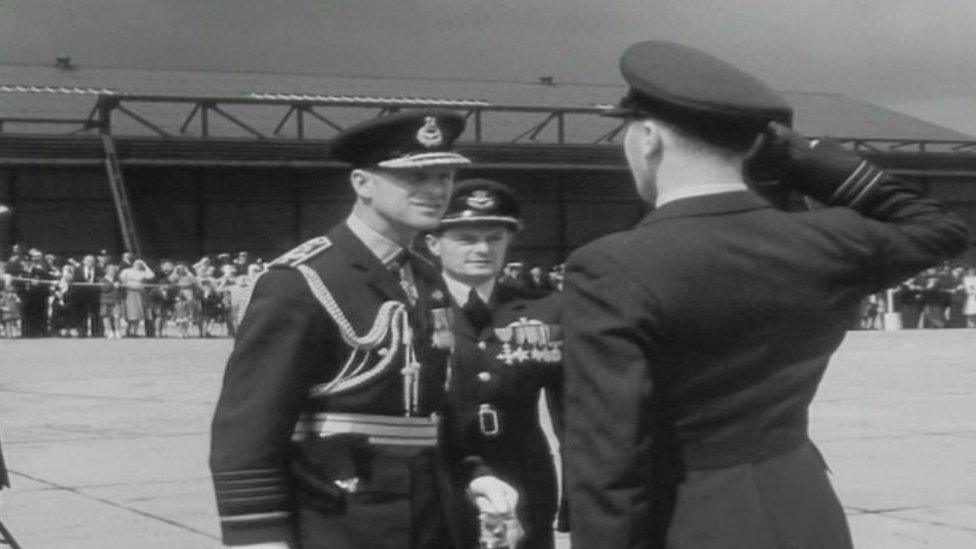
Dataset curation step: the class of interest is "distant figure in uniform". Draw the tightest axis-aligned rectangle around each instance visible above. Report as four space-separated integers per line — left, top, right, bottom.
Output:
426 179 564 549
210 111 519 549
562 41 969 549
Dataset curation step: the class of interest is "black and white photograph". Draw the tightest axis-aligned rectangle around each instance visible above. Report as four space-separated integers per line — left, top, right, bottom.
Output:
1 1 975 547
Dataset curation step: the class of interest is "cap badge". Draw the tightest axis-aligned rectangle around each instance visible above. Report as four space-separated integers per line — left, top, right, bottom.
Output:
416 116 444 148
466 190 496 211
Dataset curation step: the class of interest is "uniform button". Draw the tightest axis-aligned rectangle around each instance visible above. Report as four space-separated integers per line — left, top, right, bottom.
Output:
478 372 491 382
477 341 487 350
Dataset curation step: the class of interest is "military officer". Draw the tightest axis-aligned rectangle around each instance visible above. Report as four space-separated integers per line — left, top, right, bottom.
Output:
210 111 518 549
562 41 970 549
425 179 564 549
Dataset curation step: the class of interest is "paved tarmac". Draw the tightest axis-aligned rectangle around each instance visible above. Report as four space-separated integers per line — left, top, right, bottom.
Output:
1 329 974 548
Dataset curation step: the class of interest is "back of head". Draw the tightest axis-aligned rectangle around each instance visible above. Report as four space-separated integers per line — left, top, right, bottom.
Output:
604 41 793 156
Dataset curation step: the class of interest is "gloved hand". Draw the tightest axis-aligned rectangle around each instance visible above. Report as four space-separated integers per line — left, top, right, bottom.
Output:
467 475 519 517
745 121 883 208
468 476 523 548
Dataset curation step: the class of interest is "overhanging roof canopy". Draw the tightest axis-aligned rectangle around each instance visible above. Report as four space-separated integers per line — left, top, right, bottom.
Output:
1 63 975 174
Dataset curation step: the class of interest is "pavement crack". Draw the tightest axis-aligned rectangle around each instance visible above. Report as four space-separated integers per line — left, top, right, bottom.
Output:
848 506 976 533
0 387 214 405
5 471 219 540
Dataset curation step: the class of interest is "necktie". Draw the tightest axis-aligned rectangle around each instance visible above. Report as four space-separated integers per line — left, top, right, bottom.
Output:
463 287 492 333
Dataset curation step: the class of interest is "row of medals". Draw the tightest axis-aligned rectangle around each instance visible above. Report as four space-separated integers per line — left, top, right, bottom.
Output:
492 318 562 365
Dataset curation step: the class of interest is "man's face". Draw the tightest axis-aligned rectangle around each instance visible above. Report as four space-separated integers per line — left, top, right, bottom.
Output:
623 120 660 203
426 224 513 286
83 255 96 267
161 261 174 274
356 167 455 234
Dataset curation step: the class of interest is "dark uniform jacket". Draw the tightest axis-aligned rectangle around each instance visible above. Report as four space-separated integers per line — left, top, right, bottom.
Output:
210 222 457 548
564 178 969 549
441 286 563 549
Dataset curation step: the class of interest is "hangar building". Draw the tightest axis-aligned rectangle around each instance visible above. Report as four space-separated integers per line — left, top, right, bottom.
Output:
1 61 974 265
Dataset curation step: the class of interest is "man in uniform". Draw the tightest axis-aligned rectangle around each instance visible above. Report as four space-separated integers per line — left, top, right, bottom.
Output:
562 41 969 548
210 111 517 549
425 179 564 549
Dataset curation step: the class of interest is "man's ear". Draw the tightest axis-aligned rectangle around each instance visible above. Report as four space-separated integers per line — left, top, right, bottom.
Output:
424 233 442 258
637 120 663 160
350 169 373 201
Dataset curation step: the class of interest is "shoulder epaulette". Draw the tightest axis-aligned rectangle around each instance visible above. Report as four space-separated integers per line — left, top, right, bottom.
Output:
270 236 332 267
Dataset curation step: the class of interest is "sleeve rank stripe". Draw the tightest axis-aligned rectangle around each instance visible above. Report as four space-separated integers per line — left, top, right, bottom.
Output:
220 511 293 524
213 469 289 479
848 169 886 210
832 160 871 204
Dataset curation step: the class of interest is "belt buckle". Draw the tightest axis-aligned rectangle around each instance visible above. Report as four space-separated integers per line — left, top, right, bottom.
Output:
478 404 500 437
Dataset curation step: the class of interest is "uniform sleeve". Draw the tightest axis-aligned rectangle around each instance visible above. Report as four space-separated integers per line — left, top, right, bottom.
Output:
562 247 659 549
209 268 332 546
845 173 970 288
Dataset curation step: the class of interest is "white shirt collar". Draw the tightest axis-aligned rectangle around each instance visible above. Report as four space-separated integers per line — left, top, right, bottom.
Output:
442 273 495 306
345 213 404 267
655 182 749 208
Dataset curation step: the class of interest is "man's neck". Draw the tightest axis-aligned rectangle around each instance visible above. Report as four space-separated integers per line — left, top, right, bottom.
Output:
351 203 415 248
653 151 747 205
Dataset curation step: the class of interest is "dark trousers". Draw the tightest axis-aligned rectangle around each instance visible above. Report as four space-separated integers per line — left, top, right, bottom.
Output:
77 293 102 336
21 292 48 337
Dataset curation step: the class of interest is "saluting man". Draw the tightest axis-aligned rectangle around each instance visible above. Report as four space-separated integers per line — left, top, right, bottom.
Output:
425 179 564 549
562 41 970 549
210 111 518 549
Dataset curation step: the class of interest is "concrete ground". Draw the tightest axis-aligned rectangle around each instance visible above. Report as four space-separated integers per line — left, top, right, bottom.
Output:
0 329 974 548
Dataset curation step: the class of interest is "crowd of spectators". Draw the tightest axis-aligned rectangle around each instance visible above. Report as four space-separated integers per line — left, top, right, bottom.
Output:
857 264 976 330
0 244 267 339
4 243 973 338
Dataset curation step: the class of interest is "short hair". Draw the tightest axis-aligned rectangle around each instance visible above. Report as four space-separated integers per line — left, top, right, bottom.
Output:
645 110 762 156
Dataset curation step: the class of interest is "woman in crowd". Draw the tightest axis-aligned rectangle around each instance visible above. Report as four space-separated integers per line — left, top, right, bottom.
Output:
120 259 155 337
213 264 238 337
170 263 200 338
0 262 22 338
193 255 216 280
199 278 225 337
99 264 123 339
51 264 78 337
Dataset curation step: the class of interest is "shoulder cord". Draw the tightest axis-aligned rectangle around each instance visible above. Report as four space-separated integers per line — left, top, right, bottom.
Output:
296 265 418 411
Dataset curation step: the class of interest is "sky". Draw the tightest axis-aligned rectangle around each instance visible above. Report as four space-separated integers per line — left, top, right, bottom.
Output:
1 0 975 135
